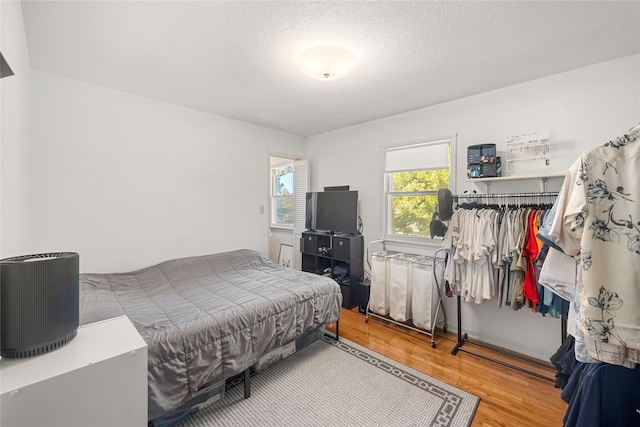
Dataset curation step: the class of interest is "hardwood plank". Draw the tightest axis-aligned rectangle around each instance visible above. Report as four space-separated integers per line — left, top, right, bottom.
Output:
328 307 567 427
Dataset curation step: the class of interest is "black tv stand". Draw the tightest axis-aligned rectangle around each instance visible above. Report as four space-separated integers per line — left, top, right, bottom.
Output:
300 230 364 309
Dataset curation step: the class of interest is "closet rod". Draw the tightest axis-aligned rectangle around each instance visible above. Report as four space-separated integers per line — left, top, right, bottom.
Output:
453 191 559 200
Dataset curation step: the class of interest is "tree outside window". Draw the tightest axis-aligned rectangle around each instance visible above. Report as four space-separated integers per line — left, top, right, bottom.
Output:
384 137 454 242
272 164 294 226
390 169 449 236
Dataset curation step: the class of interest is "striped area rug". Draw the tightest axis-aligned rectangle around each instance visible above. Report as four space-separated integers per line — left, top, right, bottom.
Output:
176 335 480 427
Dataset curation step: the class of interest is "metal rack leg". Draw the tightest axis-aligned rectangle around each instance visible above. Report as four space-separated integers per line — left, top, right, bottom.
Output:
451 296 465 355
455 345 555 382
451 295 556 382
364 307 441 347
365 300 370 323
432 269 448 333
430 287 446 348
433 248 448 334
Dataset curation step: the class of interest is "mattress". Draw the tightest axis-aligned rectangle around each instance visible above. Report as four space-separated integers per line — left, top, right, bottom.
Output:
79 249 342 421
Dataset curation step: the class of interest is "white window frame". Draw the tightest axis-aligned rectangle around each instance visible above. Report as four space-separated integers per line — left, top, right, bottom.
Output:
271 163 295 229
382 135 457 246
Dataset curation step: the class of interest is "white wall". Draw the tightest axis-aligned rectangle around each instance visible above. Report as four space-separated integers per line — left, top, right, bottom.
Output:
306 54 640 359
29 71 305 273
0 0 32 258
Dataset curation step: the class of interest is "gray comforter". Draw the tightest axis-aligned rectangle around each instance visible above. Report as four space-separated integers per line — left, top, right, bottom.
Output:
79 249 342 421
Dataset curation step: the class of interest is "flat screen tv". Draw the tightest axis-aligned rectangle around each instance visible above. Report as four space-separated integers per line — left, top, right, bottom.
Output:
311 190 358 234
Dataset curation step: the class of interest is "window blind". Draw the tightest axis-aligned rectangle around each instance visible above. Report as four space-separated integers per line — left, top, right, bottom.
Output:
292 159 309 270
385 140 449 173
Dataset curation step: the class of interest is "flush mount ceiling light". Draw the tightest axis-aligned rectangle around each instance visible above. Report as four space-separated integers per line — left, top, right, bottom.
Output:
295 46 356 81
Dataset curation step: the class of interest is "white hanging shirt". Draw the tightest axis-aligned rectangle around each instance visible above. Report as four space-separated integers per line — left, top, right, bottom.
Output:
554 126 640 355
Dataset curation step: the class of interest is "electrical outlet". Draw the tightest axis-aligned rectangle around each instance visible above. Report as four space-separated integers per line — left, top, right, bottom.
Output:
259 205 264 214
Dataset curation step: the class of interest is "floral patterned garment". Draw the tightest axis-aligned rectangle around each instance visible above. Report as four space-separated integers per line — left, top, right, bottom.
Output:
557 125 640 355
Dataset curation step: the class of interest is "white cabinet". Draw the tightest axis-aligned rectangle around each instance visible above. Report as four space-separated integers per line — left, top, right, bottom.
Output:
1 316 147 427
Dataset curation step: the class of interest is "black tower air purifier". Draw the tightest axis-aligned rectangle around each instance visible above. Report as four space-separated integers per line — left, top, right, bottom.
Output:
0 252 79 358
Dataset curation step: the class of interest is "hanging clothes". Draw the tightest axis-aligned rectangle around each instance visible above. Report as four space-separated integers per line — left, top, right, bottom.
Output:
550 125 640 366
444 208 497 304
443 195 556 310
562 362 640 427
522 209 541 306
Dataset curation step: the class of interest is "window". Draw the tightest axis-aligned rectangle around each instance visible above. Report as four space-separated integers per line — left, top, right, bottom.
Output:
271 164 295 227
383 136 456 243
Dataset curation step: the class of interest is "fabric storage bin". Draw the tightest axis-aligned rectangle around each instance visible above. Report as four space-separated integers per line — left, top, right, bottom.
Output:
369 251 401 315
411 256 445 330
389 253 419 322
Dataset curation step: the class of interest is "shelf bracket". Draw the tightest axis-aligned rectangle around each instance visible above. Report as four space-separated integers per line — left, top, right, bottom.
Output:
539 177 548 193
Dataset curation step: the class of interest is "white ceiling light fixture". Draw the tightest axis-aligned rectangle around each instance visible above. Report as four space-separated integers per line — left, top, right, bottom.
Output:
295 46 356 81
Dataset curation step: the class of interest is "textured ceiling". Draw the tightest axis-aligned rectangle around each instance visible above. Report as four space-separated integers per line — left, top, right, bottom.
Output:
20 1 640 136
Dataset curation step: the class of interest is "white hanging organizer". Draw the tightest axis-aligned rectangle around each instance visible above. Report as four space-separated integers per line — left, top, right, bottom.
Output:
366 241 447 348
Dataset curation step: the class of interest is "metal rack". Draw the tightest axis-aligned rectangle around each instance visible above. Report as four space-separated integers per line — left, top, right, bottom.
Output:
364 240 447 348
449 191 567 382
455 190 559 205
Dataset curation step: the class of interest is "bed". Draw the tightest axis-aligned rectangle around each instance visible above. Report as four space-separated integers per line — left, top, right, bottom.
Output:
78 249 342 425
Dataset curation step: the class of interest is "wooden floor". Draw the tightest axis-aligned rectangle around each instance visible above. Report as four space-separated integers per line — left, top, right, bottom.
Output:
328 307 568 427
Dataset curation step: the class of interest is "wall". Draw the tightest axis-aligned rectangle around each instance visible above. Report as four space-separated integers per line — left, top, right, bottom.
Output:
0 0 32 258
306 54 640 359
29 70 305 273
